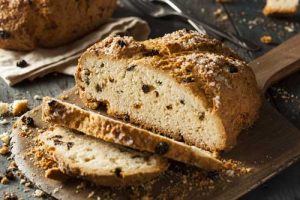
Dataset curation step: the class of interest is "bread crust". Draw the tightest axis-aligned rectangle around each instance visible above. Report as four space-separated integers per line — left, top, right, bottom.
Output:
39 127 169 187
75 30 261 151
0 0 116 51
263 0 298 15
42 97 223 170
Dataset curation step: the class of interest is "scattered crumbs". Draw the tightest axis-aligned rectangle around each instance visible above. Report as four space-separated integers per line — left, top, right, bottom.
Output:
0 132 11 145
20 178 26 185
34 95 43 100
60 95 69 100
260 35 272 44
53 187 60 194
0 102 9 116
3 192 18 200
247 17 264 30
11 100 29 116
76 181 87 190
284 23 295 33
220 15 228 21
1 176 9 184
33 189 44 198
0 119 9 125
213 8 222 17
8 161 17 170
25 182 31 187
225 170 235 177
16 171 24 179
88 191 95 199
30 139 57 170
23 188 31 193
0 145 10 155
270 87 300 106
213 8 229 22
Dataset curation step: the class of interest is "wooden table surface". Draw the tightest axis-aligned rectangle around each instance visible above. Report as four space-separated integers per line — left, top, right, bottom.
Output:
1 0 300 199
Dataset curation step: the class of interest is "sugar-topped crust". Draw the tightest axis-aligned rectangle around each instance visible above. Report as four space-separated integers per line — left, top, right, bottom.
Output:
76 29 261 151
0 0 116 51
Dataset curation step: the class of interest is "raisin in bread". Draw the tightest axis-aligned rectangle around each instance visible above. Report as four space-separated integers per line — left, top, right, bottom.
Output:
263 0 299 15
0 0 116 51
75 29 261 152
38 126 168 186
42 97 223 170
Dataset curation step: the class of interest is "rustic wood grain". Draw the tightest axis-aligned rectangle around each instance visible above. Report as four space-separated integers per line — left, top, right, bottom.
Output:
249 33 300 91
222 1 300 199
10 89 300 200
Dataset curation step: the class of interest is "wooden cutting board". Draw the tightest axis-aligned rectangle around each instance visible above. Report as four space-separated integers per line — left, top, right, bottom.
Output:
11 34 300 200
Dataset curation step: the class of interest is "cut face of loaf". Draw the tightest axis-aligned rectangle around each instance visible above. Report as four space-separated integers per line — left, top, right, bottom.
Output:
76 29 261 151
42 97 223 170
38 127 168 186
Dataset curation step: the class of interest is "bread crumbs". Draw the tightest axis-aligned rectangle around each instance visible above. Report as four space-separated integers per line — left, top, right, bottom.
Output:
33 189 44 198
260 35 272 44
0 145 10 155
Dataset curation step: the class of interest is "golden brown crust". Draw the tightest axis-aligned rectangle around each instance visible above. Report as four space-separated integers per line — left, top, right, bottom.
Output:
56 154 166 187
45 167 69 181
263 0 298 16
0 0 116 51
76 29 261 151
42 97 223 170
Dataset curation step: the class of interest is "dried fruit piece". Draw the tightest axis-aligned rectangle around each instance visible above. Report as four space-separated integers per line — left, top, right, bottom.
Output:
227 64 238 73
143 49 160 56
16 60 29 68
142 84 153 93
155 142 169 155
0 30 10 39
117 40 127 47
126 65 136 71
114 167 122 178
21 116 35 127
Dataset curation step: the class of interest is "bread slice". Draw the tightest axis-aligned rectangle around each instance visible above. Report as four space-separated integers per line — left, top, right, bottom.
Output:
38 126 168 186
75 29 261 152
263 0 299 16
42 97 223 170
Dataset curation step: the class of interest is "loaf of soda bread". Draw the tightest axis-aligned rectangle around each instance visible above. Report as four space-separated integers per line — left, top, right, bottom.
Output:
0 0 116 51
75 29 261 152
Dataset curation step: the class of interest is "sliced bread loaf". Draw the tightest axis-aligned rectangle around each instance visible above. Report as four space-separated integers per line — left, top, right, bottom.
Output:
42 97 223 170
263 0 298 16
38 126 168 186
75 29 261 152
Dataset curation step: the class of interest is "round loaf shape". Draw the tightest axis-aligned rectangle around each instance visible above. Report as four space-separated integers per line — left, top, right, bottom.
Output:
76 29 262 152
0 0 117 51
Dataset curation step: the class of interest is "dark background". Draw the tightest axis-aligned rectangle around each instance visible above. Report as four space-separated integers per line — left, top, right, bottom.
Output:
1 0 300 199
